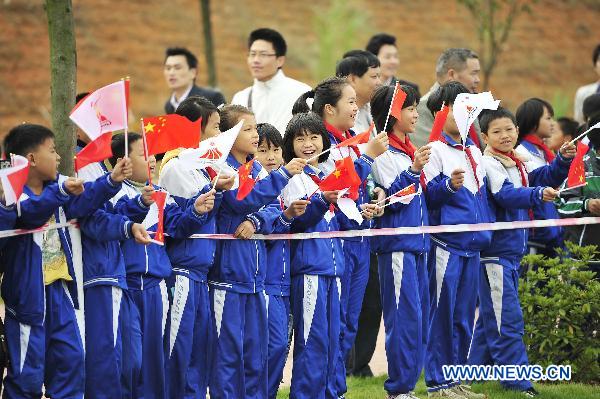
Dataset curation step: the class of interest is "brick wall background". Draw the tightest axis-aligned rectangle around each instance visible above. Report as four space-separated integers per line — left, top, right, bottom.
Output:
0 0 598 138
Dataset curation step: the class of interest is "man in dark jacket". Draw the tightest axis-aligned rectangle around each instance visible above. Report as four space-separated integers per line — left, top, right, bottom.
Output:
163 47 225 113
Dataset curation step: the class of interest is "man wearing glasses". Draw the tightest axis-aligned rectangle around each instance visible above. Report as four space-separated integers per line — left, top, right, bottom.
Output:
232 28 311 135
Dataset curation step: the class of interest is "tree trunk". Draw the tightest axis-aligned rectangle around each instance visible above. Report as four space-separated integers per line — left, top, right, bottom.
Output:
45 0 77 175
200 0 217 88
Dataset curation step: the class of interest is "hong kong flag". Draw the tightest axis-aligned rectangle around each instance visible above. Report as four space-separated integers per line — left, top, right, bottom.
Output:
0 155 29 205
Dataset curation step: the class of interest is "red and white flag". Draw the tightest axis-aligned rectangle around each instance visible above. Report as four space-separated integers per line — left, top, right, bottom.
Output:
70 80 129 170
178 121 243 170
0 155 29 205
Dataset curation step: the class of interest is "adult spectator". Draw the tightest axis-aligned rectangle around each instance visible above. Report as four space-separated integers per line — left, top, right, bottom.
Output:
413 48 482 148
231 28 311 135
365 33 420 97
163 47 225 113
336 50 381 133
573 44 600 123
582 93 600 124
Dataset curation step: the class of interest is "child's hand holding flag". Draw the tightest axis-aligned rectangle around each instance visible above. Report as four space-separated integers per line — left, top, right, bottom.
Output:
110 157 132 183
64 177 85 196
194 189 216 214
141 185 155 207
131 223 151 245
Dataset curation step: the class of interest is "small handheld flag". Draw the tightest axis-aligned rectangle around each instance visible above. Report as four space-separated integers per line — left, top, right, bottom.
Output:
318 157 362 200
236 159 257 200
0 155 29 205
429 103 450 143
142 115 202 156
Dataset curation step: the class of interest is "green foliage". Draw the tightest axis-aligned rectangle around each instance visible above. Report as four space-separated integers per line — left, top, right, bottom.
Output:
310 0 372 81
519 242 600 383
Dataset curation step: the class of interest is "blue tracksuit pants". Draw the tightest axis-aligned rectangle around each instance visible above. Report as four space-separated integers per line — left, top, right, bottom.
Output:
425 243 480 392
3 280 85 399
209 290 268 399
378 251 429 394
164 275 213 399
128 280 169 399
266 294 291 399
467 257 533 391
335 239 370 395
84 285 130 399
290 275 341 399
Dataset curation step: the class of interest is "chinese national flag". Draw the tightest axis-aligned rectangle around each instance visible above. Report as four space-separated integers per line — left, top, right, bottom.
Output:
567 140 588 188
150 190 168 244
336 123 374 148
318 157 362 200
429 104 450 142
236 159 257 200
390 83 407 121
142 115 202 156
75 132 113 171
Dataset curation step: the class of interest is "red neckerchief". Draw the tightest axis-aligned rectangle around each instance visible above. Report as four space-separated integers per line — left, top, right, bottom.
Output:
325 121 361 158
388 133 416 161
497 149 534 220
522 134 555 163
468 125 481 148
440 134 481 191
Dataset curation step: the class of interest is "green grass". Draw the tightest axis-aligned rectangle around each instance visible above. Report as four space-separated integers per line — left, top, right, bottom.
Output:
276 375 597 398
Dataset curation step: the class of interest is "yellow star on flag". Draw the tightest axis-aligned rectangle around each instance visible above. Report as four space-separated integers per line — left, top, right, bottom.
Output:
333 169 341 178
145 122 156 133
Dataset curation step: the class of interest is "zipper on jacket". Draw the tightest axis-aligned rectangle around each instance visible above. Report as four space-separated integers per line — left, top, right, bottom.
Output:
254 241 259 293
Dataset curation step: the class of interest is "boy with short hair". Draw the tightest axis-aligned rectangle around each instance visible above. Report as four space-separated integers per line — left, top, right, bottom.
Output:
468 107 570 397
422 82 491 399
109 132 216 399
1 123 129 398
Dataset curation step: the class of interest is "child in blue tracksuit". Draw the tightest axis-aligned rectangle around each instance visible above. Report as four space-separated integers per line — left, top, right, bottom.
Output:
109 132 216 399
76 142 153 399
208 105 305 399
158 97 235 399
467 108 573 397
280 112 373 399
293 77 388 396
370 84 431 398
1 124 127 399
254 123 311 399
515 98 577 257
421 83 492 399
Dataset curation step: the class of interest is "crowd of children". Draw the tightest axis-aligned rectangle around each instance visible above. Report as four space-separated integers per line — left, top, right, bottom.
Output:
1 37 599 399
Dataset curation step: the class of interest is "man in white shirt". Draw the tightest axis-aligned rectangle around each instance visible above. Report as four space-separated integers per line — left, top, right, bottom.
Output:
573 44 600 123
231 28 311 136
336 50 382 134
413 48 482 149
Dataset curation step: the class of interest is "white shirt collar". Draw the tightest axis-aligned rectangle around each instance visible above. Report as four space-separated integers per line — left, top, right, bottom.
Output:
253 69 286 91
169 84 194 111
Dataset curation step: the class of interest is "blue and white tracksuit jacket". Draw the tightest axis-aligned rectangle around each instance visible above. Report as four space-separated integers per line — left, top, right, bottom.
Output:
371 144 430 394
0 201 16 251
1 173 121 399
158 155 223 399
422 134 493 391
516 142 572 251
114 180 209 399
208 155 292 399
468 150 570 391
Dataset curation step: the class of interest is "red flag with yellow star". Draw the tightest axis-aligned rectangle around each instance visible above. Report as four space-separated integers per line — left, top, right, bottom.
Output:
567 139 588 188
237 159 257 200
318 157 362 200
142 114 202 156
